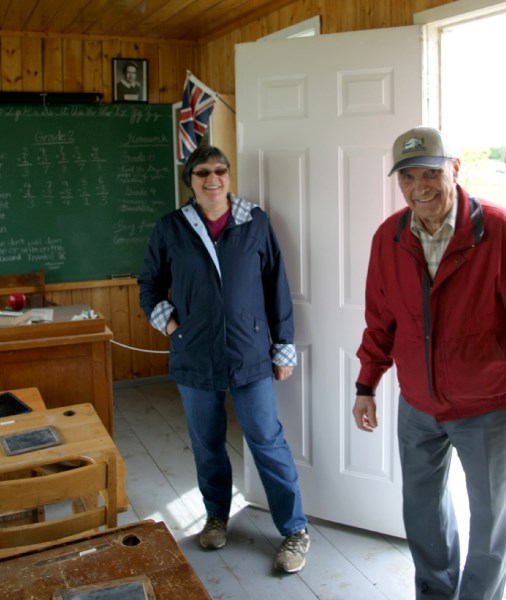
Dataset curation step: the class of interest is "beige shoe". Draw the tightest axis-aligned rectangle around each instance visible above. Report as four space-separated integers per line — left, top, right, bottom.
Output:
199 516 228 549
274 529 310 573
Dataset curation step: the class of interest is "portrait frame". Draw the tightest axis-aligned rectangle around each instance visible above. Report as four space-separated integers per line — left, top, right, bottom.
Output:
112 58 148 103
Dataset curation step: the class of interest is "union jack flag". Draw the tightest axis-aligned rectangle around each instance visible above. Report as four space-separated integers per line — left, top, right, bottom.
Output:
177 71 217 163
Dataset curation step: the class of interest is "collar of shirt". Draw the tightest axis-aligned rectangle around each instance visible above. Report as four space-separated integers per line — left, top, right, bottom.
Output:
409 200 458 279
409 198 458 239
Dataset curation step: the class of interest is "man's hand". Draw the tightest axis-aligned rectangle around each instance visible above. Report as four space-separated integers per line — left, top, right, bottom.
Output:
274 365 294 381
352 395 378 432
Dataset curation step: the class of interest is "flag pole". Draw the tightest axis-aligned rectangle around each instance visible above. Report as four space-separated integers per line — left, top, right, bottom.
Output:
216 94 236 115
186 70 236 114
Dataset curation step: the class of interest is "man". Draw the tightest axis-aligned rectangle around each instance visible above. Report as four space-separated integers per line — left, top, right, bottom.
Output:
352 126 506 599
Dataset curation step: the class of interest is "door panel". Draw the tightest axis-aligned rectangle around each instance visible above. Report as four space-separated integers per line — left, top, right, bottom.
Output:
236 26 423 537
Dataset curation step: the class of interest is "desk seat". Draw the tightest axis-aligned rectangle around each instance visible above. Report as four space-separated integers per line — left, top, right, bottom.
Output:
0 403 128 512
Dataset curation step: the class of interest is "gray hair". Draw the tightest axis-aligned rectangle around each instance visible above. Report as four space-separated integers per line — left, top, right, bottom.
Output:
182 145 230 188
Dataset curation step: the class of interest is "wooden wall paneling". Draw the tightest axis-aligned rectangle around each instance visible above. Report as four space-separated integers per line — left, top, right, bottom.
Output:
158 43 179 104
207 37 228 93
70 288 93 306
320 0 342 33
134 283 170 378
21 37 43 91
243 17 268 41
63 38 84 91
139 41 160 104
199 35 232 93
90 285 113 323
1 36 22 91
46 289 74 306
128 282 154 378
176 44 195 99
120 40 142 58
43 37 63 91
212 94 237 194
264 8 281 35
44 279 169 381
101 39 122 102
149 326 170 377
83 39 103 93
109 283 135 380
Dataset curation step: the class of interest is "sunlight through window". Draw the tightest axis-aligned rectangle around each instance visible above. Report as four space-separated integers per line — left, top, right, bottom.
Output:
441 12 506 207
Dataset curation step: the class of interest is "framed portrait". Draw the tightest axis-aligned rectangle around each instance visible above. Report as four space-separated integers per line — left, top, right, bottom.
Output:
112 58 148 103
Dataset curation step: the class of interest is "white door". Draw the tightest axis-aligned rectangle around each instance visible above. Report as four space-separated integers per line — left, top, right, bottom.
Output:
235 26 424 537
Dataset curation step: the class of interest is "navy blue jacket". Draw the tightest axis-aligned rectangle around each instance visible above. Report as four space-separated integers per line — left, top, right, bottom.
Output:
138 195 295 390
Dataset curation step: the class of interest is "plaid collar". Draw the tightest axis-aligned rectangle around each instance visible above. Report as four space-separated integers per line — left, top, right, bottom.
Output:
188 194 257 226
410 196 458 237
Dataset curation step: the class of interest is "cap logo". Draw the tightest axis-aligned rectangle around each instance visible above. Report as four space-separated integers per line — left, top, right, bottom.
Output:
402 136 425 154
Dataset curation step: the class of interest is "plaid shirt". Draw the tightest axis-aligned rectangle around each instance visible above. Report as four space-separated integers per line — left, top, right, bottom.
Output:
410 199 458 280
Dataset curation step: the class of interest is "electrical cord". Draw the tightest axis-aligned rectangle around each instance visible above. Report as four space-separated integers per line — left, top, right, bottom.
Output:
109 339 170 354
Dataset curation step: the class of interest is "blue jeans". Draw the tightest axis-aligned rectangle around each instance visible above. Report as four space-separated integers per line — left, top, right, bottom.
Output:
177 376 307 537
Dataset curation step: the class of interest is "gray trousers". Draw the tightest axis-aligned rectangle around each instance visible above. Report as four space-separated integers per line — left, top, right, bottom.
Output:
398 396 506 600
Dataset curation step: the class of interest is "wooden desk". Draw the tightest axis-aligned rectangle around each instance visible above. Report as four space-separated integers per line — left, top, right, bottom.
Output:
0 403 128 512
0 387 46 412
0 520 210 599
0 305 114 434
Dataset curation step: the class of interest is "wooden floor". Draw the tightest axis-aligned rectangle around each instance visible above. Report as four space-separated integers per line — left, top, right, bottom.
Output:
113 379 417 600
112 380 504 599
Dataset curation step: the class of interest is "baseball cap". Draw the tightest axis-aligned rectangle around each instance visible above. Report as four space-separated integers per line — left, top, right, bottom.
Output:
388 126 453 176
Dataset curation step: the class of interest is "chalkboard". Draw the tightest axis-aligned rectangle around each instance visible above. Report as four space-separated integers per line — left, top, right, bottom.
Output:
0 104 175 283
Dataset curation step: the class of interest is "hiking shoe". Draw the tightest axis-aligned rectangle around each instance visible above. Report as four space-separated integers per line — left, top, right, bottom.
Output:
274 528 310 573
199 516 228 549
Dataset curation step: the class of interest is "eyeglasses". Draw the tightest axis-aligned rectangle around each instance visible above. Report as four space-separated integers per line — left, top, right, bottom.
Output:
192 167 229 178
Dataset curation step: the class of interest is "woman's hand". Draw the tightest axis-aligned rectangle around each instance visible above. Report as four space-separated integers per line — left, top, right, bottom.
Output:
166 316 179 336
274 365 294 381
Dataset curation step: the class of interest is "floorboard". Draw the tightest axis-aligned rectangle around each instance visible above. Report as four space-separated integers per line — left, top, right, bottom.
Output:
113 379 418 599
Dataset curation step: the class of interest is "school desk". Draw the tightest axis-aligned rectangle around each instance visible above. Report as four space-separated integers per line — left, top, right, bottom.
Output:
0 519 211 599
0 305 114 434
0 402 128 513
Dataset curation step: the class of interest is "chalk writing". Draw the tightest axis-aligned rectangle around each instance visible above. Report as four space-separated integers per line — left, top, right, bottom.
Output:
0 236 67 271
1 104 174 281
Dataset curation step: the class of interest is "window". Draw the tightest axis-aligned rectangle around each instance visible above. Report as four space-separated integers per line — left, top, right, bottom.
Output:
416 0 506 206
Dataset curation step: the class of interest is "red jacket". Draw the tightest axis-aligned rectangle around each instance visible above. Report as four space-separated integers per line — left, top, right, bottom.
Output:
357 186 506 422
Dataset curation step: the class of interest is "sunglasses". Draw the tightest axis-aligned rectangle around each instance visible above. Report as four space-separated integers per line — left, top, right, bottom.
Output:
192 167 229 178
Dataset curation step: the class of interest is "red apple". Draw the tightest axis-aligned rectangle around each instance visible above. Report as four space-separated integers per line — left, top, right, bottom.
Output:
8 293 26 311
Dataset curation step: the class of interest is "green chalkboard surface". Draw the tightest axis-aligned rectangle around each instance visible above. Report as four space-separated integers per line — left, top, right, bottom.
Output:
0 103 175 282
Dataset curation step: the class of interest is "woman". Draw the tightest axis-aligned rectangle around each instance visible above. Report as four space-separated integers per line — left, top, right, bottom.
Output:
138 145 309 573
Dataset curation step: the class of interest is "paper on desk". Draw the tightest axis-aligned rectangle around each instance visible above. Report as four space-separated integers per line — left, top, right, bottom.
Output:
72 309 99 320
30 308 54 323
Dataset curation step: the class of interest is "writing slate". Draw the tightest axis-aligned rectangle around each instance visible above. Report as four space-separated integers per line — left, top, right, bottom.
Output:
0 104 175 283
0 426 62 455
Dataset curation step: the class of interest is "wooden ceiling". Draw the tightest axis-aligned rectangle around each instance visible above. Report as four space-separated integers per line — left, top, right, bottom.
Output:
0 0 297 43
